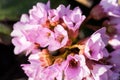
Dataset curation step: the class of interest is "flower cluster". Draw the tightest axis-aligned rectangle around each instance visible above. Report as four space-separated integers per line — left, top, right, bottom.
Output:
11 0 120 80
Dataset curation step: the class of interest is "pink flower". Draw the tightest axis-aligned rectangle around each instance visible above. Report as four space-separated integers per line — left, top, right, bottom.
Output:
108 49 120 72
48 9 59 23
11 14 39 54
23 25 68 51
36 28 54 48
63 7 85 31
62 54 90 80
100 70 120 80
100 0 118 13
100 0 120 18
22 52 63 80
11 1 85 54
56 5 71 18
41 64 63 80
91 64 112 80
84 27 109 61
29 1 50 24
24 27 54 48
21 52 43 80
48 25 68 51
22 60 42 80
11 37 32 54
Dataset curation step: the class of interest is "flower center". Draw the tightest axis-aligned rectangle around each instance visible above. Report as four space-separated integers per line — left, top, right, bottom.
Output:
43 18 67 31
89 50 93 55
69 59 78 68
56 34 64 43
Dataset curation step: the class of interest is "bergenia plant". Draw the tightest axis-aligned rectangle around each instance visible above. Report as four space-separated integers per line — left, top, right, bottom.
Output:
11 0 120 80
